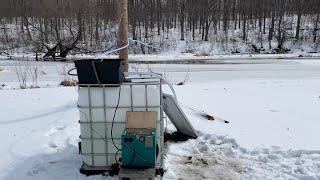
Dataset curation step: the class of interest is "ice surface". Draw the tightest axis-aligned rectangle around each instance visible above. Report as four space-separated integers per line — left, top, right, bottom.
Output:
1 57 320 179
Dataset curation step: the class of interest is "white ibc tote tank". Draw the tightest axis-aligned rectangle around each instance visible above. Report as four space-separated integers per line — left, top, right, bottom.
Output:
78 78 163 169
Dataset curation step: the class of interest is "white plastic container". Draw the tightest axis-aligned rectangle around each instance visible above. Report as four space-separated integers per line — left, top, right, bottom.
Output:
78 80 163 168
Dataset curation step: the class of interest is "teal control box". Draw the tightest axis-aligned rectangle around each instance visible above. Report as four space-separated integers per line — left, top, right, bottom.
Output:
121 130 157 168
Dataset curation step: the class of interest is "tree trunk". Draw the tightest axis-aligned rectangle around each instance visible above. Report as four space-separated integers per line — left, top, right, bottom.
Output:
192 19 195 40
95 15 99 43
263 15 266 34
117 0 129 72
313 14 319 43
204 19 210 41
180 0 185 41
242 15 246 42
295 13 301 41
268 16 275 49
259 17 263 48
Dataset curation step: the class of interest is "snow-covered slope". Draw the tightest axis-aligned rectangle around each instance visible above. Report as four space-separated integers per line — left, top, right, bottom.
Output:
0 59 320 179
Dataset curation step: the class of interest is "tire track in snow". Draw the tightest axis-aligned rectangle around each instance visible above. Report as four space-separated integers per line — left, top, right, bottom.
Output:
0 100 76 125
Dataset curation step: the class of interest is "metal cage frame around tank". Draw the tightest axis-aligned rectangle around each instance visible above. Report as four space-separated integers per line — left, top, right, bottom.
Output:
77 79 164 171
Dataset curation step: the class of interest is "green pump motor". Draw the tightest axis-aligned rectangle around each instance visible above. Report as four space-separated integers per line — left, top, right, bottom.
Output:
121 130 156 168
121 112 158 168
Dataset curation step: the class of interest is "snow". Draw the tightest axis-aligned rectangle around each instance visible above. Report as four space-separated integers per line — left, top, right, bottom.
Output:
68 53 320 62
2 50 320 62
164 134 320 179
1 57 320 179
174 79 320 150
0 88 112 180
0 60 75 89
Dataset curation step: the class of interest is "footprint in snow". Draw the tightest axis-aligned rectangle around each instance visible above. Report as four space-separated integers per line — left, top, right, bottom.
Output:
56 126 66 130
269 109 279 113
45 126 66 136
48 141 58 149
27 164 47 176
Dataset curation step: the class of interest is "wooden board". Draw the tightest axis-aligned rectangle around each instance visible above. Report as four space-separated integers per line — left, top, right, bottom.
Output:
118 168 155 180
125 112 157 129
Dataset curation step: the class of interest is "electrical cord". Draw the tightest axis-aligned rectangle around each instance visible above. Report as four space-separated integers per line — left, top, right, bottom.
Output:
96 38 160 59
111 84 122 151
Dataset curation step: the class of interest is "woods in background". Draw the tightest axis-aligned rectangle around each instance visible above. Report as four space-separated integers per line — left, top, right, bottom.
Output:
0 0 320 59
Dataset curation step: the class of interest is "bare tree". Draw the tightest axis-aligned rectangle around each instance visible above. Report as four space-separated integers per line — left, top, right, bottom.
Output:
14 60 30 89
1 0 320 56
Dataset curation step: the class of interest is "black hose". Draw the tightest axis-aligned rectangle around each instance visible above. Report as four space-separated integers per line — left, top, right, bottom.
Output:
67 67 77 76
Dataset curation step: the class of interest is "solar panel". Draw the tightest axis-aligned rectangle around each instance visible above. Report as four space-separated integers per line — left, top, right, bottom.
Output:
163 93 198 138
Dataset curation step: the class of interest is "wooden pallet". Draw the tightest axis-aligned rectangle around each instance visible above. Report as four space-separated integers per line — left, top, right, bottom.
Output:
118 168 155 180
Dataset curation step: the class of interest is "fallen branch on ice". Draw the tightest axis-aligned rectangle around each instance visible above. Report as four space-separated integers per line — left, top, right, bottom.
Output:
181 104 230 124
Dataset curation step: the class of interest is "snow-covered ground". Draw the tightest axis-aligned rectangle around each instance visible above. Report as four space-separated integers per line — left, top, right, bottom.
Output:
2 51 320 62
1 58 320 179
